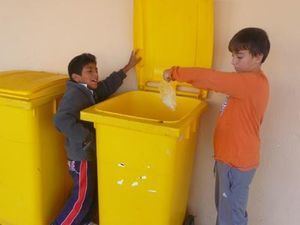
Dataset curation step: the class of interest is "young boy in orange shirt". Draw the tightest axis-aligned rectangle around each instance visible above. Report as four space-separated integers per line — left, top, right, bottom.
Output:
163 27 270 225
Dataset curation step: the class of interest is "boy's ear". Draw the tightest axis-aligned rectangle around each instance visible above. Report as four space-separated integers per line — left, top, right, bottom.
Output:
255 54 264 64
71 73 81 82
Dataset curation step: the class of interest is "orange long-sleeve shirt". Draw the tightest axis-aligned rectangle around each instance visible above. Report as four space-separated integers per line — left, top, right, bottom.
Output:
171 67 269 170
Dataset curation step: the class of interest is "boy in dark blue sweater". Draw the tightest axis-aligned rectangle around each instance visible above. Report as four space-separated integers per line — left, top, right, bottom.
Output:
52 51 140 225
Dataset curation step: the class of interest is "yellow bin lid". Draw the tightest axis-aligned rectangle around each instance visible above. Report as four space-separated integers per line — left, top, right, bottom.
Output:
134 0 214 99
0 70 68 101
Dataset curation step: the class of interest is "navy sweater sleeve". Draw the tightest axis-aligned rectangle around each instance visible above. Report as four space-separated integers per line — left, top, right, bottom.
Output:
53 88 90 143
94 70 126 102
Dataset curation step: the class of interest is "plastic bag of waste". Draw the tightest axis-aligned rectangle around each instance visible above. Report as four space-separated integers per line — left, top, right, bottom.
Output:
159 80 176 111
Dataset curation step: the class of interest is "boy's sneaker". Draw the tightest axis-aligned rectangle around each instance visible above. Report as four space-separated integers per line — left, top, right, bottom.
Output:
83 222 97 225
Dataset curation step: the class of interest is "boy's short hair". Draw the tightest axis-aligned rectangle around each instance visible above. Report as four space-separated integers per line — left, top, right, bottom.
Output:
68 53 97 80
228 27 270 63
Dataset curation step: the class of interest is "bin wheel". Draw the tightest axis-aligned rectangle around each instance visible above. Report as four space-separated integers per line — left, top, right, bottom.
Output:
183 214 195 225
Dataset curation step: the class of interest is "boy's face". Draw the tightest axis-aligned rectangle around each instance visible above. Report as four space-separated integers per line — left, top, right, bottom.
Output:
231 50 263 72
72 63 99 89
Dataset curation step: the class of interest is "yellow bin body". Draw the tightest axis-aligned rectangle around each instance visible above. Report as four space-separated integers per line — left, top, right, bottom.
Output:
0 71 71 225
81 0 213 225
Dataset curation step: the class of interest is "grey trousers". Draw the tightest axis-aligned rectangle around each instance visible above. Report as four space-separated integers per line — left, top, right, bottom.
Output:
215 161 256 225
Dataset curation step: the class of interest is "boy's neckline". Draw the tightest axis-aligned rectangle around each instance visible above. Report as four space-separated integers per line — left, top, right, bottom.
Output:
78 82 94 93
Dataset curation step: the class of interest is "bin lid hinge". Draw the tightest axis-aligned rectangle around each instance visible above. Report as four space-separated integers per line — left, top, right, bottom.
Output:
142 81 207 100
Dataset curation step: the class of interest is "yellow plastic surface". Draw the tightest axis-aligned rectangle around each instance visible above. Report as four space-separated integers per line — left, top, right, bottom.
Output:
81 91 206 225
0 71 71 225
134 0 214 99
95 91 202 124
81 1 213 225
0 70 68 99
82 91 207 137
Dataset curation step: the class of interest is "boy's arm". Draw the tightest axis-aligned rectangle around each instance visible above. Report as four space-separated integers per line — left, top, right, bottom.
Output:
169 67 250 98
94 70 126 102
54 95 90 143
94 50 141 102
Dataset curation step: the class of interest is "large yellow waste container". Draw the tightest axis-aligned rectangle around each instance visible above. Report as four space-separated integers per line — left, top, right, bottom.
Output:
81 0 213 225
0 71 71 225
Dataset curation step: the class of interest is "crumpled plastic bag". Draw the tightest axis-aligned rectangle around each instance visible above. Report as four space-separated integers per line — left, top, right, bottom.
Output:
159 80 176 111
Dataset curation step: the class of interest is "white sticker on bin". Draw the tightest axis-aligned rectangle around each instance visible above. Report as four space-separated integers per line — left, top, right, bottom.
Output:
140 176 147 180
117 179 124 185
118 163 126 168
131 181 139 187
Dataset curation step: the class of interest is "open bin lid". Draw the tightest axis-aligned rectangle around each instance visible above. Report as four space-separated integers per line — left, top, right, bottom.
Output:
134 0 214 99
0 71 68 101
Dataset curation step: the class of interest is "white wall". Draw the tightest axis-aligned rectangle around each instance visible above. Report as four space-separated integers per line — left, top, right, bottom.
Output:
0 1 299 225
0 0 137 91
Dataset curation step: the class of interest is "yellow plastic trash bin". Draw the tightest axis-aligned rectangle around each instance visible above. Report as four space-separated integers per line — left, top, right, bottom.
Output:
0 71 71 225
81 0 213 224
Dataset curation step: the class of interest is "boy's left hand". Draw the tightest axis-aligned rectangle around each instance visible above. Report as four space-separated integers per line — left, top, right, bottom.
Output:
122 50 142 73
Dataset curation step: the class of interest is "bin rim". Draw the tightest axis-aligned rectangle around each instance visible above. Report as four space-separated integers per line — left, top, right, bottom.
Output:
81 90 207 137
93 90 204 124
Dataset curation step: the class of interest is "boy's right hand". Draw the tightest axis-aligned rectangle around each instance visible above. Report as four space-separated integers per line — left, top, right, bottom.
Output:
122 50 142 73
163 68 173 82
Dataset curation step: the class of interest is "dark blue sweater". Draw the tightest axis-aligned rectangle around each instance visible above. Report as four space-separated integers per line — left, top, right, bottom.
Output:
54 70 126 161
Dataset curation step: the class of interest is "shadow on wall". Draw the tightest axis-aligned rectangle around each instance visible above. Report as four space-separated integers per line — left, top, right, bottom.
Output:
188 94 225 225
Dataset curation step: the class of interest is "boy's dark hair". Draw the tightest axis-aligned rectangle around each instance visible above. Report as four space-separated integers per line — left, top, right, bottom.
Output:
228 27 270 63
68 53 97 80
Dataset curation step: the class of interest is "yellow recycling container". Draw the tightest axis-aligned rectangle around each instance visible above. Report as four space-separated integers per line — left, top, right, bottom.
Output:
0 71 71 225
81 0 213 225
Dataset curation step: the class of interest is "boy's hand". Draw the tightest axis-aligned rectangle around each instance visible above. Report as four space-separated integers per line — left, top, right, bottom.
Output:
122 50 142 73
163 68 173 82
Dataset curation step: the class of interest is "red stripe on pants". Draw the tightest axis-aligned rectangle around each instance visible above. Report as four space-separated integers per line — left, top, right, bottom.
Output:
62 161 88 225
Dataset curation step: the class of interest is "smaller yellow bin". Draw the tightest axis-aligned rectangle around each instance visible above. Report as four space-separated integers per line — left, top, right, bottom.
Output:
0 71 71 225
